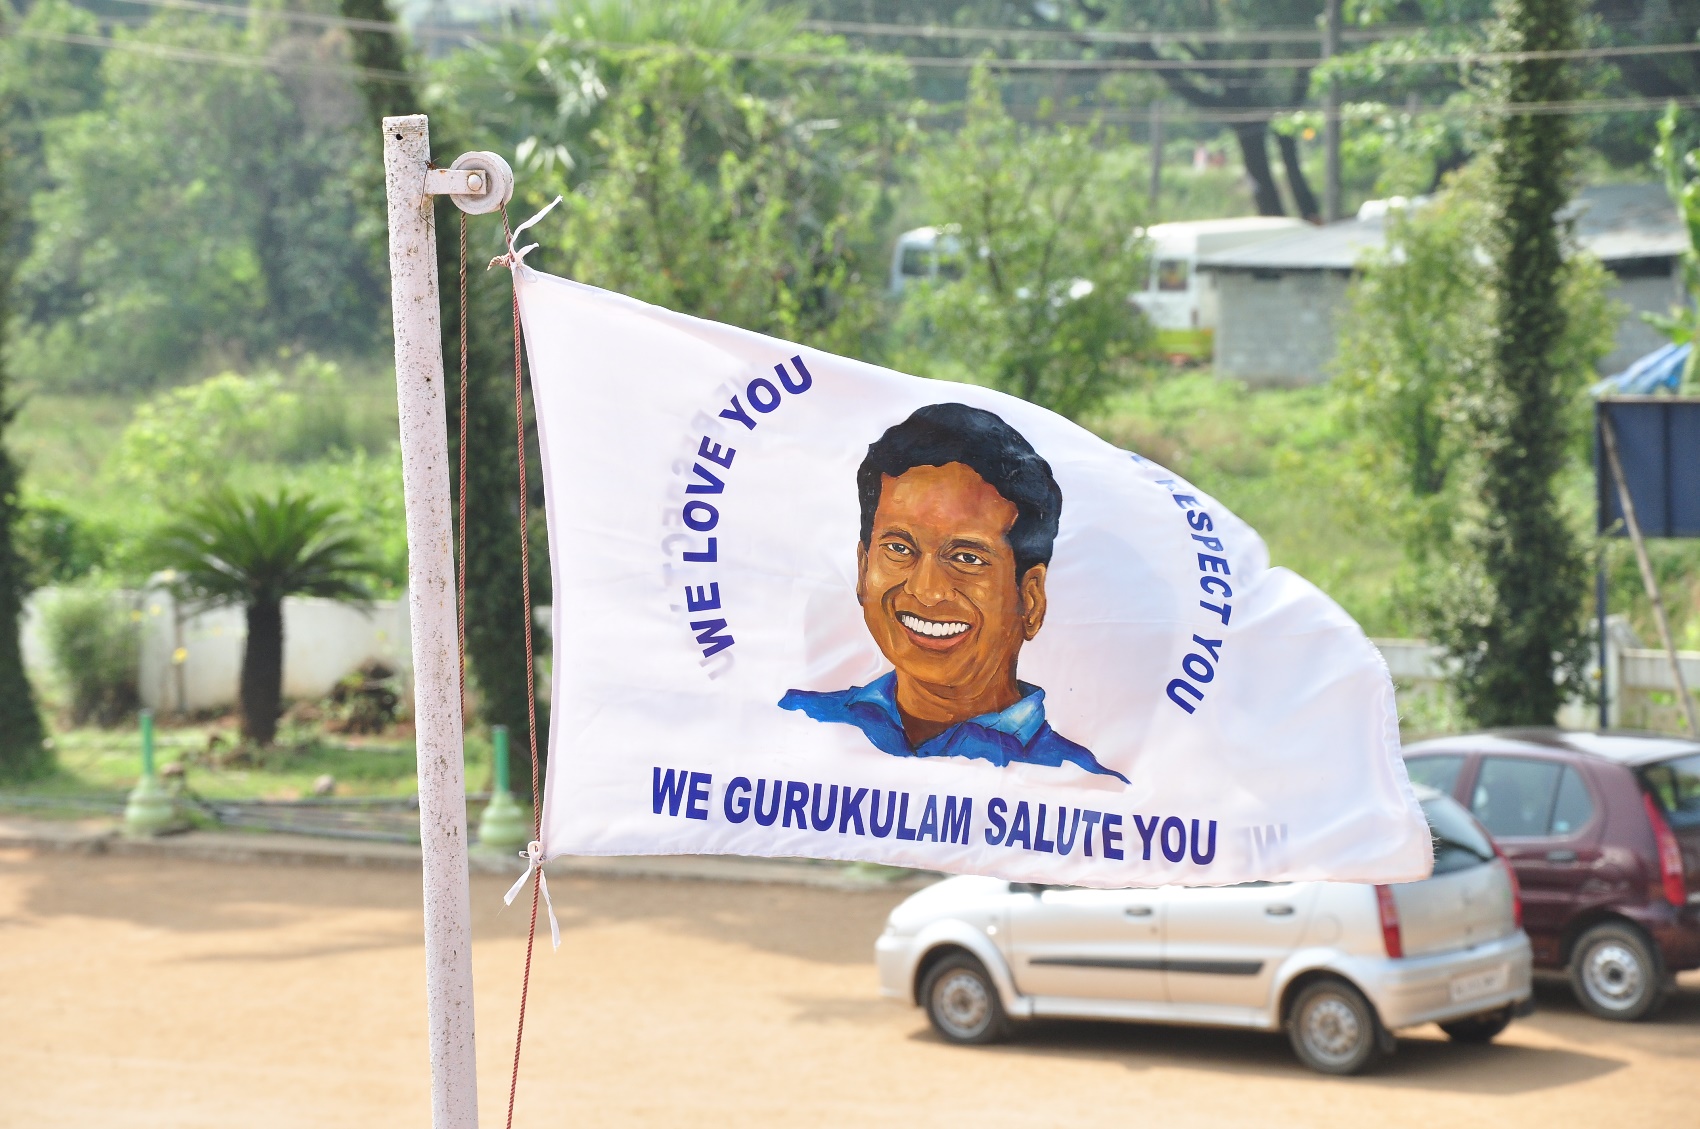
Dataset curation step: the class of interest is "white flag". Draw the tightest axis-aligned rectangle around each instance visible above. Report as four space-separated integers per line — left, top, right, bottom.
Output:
515 264 1431 888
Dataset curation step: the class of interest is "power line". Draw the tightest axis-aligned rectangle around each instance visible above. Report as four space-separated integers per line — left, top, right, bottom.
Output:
69 0 1700 74
23 25 1700 127
796 16 1434 46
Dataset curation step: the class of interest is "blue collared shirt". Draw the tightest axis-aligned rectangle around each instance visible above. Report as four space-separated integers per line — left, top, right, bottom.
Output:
779 672 1128 783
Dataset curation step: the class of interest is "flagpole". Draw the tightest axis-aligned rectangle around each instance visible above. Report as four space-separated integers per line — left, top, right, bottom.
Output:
382 113 512 1129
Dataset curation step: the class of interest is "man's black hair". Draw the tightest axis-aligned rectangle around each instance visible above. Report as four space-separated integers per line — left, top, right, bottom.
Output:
858 402 1062 577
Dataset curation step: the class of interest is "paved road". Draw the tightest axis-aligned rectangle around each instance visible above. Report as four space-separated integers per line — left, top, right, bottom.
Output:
3 848 1698 1128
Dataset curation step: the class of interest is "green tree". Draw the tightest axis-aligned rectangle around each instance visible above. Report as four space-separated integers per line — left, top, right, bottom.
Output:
1434 0 1593 726
14 13 381 390
148 490 377 745
0 127 49 781
1646 104 1700 385
900 68 1150 420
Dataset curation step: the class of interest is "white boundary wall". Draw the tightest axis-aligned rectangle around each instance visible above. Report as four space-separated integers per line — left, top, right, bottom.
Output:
22 587 413 713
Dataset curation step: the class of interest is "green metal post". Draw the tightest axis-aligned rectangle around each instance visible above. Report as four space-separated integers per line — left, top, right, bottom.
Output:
474 724 531 857
123 709 177 836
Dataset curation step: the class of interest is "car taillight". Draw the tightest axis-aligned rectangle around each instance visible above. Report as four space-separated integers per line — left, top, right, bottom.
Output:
1374 884 1403 958
1643 792 1688 908
1492 841 1524 928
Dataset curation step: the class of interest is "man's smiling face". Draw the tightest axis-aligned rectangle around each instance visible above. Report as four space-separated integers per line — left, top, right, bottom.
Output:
856 461 1046 725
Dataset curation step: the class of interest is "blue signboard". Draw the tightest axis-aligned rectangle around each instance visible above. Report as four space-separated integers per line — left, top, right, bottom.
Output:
1596 398 1700 539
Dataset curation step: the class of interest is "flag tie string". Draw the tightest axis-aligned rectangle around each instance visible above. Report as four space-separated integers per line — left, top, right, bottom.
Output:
503 839 560 950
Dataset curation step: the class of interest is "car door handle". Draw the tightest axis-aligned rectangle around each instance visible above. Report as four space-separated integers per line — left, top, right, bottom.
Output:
1546 849 1578 863
1124 905 1154 917
1265 904 1295 916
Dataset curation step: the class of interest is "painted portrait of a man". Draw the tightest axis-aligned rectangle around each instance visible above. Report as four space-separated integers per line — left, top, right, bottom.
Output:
779 402 1127 783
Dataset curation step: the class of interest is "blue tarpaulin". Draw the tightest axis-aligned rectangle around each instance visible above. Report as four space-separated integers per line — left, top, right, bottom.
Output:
1592 341 1690 397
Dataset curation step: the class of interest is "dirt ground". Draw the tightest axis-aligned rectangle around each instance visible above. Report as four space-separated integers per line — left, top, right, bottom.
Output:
3 848 1698 1128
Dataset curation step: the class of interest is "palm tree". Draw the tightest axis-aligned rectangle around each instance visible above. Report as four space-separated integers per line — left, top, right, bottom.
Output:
150 489 377 745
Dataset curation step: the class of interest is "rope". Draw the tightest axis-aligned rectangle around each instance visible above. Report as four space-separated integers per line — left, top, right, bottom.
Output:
499 203 545 1129
457 213 468 722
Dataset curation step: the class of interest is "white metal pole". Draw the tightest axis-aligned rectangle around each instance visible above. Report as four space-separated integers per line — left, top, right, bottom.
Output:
383 113 479 1129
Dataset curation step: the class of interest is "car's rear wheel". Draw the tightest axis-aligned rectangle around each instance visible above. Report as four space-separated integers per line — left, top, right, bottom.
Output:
920 952 1010 1045
1438 1006 1513 1044
1288 978 1385 1075
1570 922 1667 1021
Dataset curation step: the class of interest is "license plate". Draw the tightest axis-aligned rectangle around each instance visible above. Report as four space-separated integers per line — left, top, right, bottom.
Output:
1449 964 1509 1003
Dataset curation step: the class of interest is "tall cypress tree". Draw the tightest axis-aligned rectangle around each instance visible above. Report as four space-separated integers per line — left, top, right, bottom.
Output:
341 0 547 788
1440 0 1590 725
0 139 50 782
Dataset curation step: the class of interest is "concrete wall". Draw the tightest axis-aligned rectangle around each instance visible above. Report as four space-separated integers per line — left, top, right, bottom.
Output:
1210 270 1350 386
1600 268 1684 376
22 587 413 714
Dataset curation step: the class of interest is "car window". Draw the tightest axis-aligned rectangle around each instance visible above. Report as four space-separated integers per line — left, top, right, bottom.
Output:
1471 757 1563 838
1421 795 1495 875
899 246 931 278
1549 767 1595 836
1406 754 1465 796
1639 753 1700 831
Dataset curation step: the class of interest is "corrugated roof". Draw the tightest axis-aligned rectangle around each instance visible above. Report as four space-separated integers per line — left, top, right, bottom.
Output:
1200 183 1686 272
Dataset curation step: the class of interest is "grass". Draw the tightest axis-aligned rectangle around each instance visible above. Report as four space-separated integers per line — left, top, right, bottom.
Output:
2 720 501 807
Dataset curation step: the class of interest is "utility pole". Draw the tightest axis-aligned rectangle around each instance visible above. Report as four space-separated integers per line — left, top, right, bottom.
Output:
382 114 514 1129
1323 0 1343 222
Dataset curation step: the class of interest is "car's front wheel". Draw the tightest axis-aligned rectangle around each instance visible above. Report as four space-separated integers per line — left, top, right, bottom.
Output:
920 952 1010 1045
1287 978 1385 1075
1439 1006 1513 1043
1570 922 1667 1022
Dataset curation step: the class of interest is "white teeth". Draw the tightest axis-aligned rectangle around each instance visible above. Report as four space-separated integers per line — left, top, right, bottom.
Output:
898 612 970 639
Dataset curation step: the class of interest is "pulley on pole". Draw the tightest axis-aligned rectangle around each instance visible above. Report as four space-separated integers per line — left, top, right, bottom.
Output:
381 113 515 1129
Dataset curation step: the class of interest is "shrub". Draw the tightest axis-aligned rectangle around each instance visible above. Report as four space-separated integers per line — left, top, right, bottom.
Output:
41 585 139 727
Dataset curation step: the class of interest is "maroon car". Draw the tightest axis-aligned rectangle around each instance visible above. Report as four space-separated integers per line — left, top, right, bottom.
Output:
1404 730 1700 1021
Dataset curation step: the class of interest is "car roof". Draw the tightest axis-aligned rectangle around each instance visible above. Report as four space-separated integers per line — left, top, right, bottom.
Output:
1404 727 1700 768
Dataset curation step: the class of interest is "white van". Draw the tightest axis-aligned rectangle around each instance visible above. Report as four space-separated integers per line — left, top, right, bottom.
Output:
1132 217 1306 358
888 226 965 295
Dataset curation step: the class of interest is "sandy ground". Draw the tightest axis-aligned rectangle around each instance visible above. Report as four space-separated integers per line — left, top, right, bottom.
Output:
3 848 1698 1128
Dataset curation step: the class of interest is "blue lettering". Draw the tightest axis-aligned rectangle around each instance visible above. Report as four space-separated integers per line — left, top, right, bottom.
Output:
916 795 939 842
1182 654 1215 683
1201 600 1232 625
689 619 735 658
1167 678 1204 713
746 377 781 413
782 781 809 829
1160 816 1186 862
719 397 756 430
685 463 725 494
682 537 717 563
1007 802 1032 850
683 500 718 532
1102 813 1125 861
686 772 711 820
1055 807 1079 856
775 355 814 394
724 777 751 823
896 792 917 840
1192 635 1223 662
1187 510 1213 532
1190 818 1218 865
984 797 1008 845
1198 554 1230 574
870 790 896 838
943 796 972 845
651 767 689 816
1191 533 1224 552
685 583 720 613
753 779 781 827
1079 810 1101 856
839 787 868 835
810 784 838 832
1133 813 1159 860
1033 804 1055 853
1200 575 1231 598
697 436 735 467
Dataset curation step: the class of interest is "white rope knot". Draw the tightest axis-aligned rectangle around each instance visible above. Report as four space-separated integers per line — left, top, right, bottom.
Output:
488 196 563 273
503 839 560 951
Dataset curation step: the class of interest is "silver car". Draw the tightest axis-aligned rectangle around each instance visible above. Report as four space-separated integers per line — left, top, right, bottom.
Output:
876 786 1532 1074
